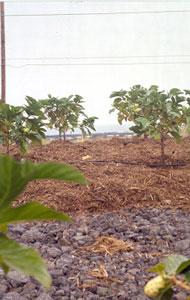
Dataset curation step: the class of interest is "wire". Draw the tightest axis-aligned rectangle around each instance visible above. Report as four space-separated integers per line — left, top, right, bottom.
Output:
4 61 190 68
5 55 190 60
2 10 190 17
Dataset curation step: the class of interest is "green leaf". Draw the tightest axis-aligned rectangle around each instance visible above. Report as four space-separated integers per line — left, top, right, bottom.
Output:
162 255 189 276
184 269 190 283
110 90 127 98
0 234 51 289
147 263 166 275
31 162 87 184
169 88 182 95
0 224 7 233
0 202 72 225
0 155 87 209
109 108 115 114
135 117 151 129
176 260 190 275
0 155 28 209
0 261 9 274
169 131 181 144
184 89 190 96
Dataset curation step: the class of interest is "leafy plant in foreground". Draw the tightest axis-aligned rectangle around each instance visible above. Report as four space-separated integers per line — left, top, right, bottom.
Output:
0 154 87 289
110 85 190 166
145 254 190 299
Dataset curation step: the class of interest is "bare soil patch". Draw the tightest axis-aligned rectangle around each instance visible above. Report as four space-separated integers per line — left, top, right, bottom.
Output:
12 136 190 215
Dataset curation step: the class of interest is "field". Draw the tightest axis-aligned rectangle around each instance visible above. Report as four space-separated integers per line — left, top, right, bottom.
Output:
13 136 190 214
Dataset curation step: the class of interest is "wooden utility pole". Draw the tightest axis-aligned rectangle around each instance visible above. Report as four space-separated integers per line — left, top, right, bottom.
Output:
0 2 5 103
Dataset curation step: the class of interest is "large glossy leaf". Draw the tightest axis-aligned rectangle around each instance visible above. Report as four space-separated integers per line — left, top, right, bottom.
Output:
31 162 87 183
0 202 72 225
163 255 189 276
0 155 29 210
0 234 51 289
0 155 87 209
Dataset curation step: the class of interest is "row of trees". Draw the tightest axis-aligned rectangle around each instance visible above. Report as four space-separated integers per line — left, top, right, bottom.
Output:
1 85 190 165
0 95 97 154
110 85 190 165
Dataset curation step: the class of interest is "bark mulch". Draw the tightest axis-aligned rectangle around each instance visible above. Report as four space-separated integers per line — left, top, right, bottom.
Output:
8 136 190 215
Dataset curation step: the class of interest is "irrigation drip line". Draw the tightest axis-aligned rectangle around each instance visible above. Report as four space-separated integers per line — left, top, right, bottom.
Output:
67 159 186 168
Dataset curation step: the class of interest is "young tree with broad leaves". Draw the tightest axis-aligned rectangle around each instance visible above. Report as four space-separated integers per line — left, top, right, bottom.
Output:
40 94 97 140
0 97 46 155
110 85 190 166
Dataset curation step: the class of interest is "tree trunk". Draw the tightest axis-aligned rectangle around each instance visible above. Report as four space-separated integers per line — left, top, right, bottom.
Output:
59 127 62 140
160 130 165 166
63 131 66 141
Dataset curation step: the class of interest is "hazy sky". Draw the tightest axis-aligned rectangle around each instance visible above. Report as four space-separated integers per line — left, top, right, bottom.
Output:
2 1 190 131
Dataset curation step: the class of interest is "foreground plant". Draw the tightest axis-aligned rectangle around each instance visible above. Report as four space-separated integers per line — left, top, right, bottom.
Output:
145 254 190 299
0 154 87 289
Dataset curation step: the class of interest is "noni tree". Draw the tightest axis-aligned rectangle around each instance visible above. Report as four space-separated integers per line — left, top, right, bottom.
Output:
110 85 189 165
0 99 47 155
40 94 97 140
0 154 87 289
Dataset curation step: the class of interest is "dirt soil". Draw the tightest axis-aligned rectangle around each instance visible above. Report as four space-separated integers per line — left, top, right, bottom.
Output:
12 136 190 215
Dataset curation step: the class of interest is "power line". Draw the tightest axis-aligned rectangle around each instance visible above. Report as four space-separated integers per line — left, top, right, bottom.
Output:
4 61 190 68
5 55 190 60
2 10 190 17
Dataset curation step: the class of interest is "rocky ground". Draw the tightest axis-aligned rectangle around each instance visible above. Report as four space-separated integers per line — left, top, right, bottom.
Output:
1 208 190 300
1 137 190 299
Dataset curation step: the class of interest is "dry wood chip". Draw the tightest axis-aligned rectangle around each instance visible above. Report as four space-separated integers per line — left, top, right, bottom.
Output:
82 236 133 256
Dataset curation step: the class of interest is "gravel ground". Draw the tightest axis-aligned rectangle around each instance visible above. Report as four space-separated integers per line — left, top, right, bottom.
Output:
1 208 190 300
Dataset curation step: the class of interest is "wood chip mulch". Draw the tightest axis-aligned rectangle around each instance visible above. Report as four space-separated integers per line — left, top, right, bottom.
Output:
7 136 190 215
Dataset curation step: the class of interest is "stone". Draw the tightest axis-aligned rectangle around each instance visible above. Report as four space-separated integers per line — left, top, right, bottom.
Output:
36 293 53 300
22 228 44 242
97 287 109 295
176 239 190 251
3 292 21 300
57 238 71 246
46 247 62 258
55 289 65 296
7 271 28 287
175 292 187 300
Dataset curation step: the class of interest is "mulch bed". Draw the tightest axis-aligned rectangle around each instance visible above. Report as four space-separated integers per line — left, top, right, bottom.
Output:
6 136 190 215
